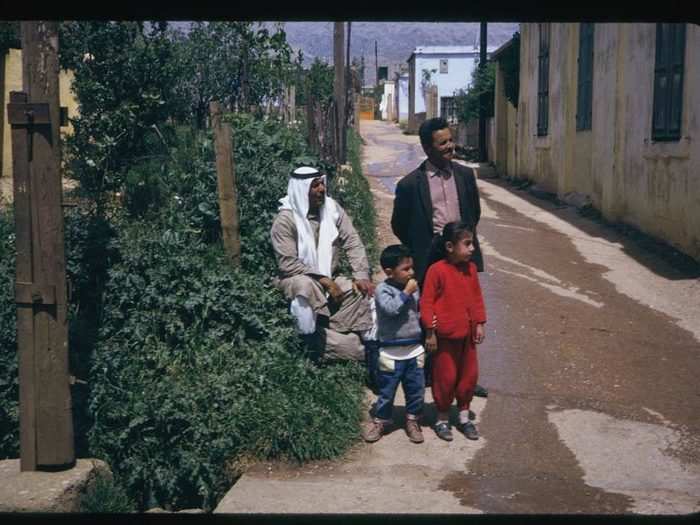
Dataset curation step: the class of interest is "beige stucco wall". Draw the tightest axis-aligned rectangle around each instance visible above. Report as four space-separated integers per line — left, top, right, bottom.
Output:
1 48 78 197
511 23 700 261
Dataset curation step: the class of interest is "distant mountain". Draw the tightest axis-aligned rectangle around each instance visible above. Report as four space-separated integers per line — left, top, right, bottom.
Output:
278 22 520 83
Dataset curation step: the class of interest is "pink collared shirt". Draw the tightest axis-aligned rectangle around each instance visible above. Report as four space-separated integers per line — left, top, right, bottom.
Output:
426 160 460 234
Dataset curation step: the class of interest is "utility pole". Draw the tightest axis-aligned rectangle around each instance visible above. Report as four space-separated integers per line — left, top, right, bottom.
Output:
374 40 379 88
479 22 488 162
346 22 353 130
333 22 346 165
9 21 74 471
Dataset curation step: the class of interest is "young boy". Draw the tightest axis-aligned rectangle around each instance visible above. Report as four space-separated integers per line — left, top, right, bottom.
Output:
362 244 426 444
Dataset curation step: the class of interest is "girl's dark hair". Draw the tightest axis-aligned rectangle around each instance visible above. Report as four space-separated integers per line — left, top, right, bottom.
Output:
427 220 474 266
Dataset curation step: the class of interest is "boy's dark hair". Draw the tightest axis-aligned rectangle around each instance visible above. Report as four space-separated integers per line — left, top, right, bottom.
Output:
380 244 413 270
427 221 474 267
419 117 450 150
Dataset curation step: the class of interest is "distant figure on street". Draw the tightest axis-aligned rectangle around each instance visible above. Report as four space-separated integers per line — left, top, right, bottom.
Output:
270 166 375 362
391 117 488 398
363 244 426 444
420 221 487 442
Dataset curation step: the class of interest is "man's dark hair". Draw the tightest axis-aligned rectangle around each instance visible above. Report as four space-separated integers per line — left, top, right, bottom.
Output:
380 244 412 270
419 117 450 150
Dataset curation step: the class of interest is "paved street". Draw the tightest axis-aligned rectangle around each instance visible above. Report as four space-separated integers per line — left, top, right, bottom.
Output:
216 120 700 515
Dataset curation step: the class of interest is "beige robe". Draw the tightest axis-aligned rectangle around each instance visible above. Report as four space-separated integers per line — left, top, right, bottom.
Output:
270 204 373 361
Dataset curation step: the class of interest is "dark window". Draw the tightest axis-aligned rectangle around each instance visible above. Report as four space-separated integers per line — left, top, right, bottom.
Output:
537 23 550 136
59 107 69 127
576 23 594 131
440 96 456 123
652 23 686 141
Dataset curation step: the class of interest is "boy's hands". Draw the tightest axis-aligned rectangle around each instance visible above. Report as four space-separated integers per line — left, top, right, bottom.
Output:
403 278 418 295
425 330 438 353
473 322 485 344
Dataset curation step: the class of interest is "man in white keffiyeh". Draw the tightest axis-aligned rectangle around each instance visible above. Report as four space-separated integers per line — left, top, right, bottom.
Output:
271 166 375 362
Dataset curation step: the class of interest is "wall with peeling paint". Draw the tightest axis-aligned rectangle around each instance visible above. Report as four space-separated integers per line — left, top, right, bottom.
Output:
498 23 700 261
1 48 78 187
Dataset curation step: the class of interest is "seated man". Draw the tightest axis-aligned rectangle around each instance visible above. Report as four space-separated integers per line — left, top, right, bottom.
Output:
270 166 375 362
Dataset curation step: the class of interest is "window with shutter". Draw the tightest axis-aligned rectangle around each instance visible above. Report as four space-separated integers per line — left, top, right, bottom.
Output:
652 23 685 141
537 23 550 136
576 23 594 131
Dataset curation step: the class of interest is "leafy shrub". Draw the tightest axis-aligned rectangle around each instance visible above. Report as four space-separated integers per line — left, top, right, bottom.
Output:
0 206 18 459
80 471 135 513
0 113 376 511
83 116 368 511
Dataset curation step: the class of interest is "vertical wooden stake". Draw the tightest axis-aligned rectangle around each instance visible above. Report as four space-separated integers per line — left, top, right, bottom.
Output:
333 22 346 165
209 101 241 267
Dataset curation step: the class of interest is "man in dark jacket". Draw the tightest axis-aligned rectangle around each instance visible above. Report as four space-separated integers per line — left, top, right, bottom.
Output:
391 117 488 398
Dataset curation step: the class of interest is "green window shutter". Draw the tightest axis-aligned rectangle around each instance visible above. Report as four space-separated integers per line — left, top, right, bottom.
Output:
576 23 594 131
537 23 550 136
653 23 685 141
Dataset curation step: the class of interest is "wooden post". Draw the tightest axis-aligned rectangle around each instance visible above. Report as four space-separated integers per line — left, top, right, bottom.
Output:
209 101 241 267
10 21 74 471
333 22 346 165
479 22 488 162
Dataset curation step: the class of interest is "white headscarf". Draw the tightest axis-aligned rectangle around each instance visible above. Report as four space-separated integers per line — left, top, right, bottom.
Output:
278 167 339 278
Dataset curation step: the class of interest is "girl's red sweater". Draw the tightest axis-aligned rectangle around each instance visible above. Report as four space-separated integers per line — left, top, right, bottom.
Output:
419 259 487 340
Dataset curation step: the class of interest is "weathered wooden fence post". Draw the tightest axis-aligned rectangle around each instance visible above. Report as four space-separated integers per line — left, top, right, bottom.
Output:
9 21 74 471
209 101 241 267
333 22 346 165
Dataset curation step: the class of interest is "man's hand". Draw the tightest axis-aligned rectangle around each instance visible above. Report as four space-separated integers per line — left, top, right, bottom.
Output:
319 276 344 304
473 322 485 345
403 278 418 296
425 330 438 353
353 279 375 297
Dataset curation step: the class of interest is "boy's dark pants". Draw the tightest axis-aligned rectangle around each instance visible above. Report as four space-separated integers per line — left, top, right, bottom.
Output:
371 354 425 421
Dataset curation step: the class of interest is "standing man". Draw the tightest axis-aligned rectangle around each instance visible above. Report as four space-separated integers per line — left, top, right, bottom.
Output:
271 166 375 362
391 117 488 397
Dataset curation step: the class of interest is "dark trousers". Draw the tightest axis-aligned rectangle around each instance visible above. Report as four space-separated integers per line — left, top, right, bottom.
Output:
371 354 425 421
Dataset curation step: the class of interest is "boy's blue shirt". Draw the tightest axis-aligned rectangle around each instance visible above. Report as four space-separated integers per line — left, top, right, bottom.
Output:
374 279 422 344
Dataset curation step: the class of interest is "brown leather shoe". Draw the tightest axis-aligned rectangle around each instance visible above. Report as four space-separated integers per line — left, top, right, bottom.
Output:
405 418 424 443
362 419 387 443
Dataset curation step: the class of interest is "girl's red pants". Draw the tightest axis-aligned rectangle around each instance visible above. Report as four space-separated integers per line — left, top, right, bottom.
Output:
431 336 478 413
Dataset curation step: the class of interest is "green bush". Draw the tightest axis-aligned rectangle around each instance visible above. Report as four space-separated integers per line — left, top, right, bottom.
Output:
80 472 135 513
83 116 368 511
0 114 376 511
0 206 18 459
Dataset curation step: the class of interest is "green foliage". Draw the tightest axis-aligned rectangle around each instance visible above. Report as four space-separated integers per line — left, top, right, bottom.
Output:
455 61 496 122
333 129 378 266
0 21 20 51
80 472 136 513
81 116 367 511
173 22 299 128
500 32 520 108
297 57 334 107
58 21 187 206
0 206 18 459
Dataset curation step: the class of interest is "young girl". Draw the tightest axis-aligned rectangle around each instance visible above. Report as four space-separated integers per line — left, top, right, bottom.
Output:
420 221 487 441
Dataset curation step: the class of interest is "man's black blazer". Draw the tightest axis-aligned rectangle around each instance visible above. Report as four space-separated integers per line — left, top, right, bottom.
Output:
391 159 484 283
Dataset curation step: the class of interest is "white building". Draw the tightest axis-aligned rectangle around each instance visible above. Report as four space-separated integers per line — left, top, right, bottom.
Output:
380 80 396 121
407 45 498 131
394 73 409 124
